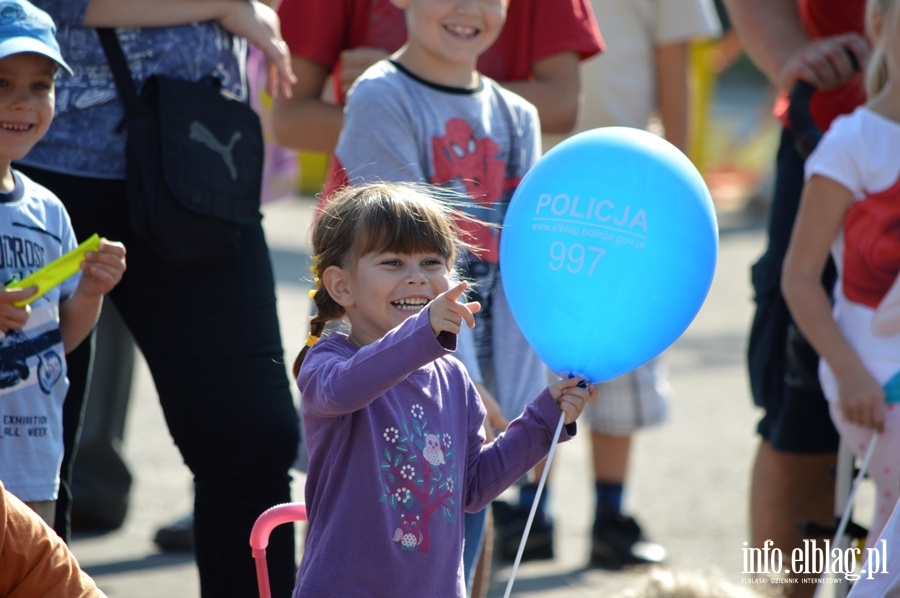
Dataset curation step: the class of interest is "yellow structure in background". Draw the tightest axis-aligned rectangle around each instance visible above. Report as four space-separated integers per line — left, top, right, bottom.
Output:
689 38 717 172
298 152 330 197
689 33 778 210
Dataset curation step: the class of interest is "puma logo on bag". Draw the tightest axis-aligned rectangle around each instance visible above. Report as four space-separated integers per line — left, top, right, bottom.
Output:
189 121 241 180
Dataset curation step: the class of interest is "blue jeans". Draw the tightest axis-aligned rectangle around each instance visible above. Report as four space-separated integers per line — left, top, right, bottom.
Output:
464 508 488 594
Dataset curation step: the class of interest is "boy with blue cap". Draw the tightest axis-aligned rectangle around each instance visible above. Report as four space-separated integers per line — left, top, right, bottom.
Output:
0 0 126 528
0 0 71 74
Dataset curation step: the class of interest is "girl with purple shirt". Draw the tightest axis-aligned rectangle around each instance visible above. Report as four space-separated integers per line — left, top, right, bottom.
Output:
292 182 596 597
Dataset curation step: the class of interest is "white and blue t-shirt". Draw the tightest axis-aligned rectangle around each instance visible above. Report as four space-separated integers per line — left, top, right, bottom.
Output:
0 170 78 502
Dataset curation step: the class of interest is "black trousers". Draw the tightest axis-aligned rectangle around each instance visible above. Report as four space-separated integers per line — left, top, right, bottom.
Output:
745 129 838 453
18 166 300 597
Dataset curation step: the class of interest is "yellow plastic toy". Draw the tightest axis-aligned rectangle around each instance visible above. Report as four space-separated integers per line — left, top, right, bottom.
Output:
5 233 101 307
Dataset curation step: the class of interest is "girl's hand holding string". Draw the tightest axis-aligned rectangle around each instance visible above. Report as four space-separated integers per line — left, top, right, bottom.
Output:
549 376 599 425
429 280 481 336
837 366 886 433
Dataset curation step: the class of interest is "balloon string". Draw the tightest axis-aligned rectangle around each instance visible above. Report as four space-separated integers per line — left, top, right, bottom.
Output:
502 411 566 598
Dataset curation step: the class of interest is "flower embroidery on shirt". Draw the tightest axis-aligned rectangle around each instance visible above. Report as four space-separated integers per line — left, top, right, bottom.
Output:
383 426 400 443
394 487 412 504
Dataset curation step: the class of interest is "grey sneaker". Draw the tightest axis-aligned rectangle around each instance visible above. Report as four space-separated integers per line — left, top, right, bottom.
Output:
153 512 194 552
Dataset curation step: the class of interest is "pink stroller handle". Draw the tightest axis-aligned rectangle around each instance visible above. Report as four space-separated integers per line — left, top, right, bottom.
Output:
250 502 307 598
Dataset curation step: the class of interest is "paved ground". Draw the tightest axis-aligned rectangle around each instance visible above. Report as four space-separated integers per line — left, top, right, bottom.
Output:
64 192 791 598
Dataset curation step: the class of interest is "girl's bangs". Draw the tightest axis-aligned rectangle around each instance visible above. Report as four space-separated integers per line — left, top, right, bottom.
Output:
355 198 457 259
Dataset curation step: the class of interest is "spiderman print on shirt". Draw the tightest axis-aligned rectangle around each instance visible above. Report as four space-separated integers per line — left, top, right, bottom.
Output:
430 118 520 263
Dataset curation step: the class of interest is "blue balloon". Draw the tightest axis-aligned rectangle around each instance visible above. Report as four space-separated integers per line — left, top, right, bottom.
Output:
500 127 718 383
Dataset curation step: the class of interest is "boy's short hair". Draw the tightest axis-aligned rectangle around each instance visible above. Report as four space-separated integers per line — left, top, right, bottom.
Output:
0 0 72 74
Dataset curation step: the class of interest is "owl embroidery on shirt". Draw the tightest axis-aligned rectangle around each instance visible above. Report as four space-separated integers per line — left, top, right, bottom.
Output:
393 514 424 551
423 433 446 466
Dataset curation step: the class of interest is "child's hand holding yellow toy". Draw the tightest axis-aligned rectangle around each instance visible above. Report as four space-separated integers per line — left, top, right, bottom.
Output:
71 236 127 300
4 234 127 311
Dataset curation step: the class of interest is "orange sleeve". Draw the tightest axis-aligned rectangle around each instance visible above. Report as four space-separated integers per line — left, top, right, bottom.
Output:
0 482 106 598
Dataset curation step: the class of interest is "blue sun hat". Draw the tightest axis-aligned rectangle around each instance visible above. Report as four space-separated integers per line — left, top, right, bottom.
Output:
0 0 72 75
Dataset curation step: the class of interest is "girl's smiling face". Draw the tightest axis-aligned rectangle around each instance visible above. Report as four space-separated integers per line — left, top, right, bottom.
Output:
327 250 453 346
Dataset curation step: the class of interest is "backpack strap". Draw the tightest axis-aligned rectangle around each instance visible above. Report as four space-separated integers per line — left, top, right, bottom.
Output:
96 28 142 129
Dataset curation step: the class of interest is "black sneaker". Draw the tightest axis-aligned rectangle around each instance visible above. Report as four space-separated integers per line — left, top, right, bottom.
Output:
71 501 128 533
493 500 554 563
153 512 194 552
589 513 666 569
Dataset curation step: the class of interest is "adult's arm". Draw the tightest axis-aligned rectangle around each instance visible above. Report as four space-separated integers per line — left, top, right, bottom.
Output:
76 0 246 28
722 0 867 92
41 0 295 97
0 481 106 597
500 51 581 134
721 0 808 87
271 56 344 153
654 41 691 152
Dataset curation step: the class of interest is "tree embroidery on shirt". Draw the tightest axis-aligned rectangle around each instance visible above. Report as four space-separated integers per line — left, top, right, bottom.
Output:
381 403 456 553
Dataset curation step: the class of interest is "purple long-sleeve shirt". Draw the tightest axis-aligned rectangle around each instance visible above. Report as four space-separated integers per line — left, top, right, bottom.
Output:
295 307 574 597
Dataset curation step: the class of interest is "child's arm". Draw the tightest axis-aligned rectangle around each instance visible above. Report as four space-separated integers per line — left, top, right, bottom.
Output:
301 283 480 417
782 175 885 431
58 240 126 353
464 377 597 511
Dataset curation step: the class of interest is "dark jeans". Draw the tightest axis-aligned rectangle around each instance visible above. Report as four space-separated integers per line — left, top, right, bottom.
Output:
18 166 300 597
